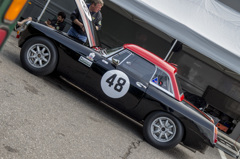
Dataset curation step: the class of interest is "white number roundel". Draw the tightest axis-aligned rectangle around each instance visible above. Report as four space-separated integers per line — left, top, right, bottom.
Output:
101 70 130 98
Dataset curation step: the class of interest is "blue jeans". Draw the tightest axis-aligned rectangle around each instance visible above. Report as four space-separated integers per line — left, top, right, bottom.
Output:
67 27 87 43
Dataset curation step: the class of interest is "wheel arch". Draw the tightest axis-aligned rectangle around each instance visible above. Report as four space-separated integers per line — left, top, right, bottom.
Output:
142 110 186 141
21 34 60 61
20 34 59 50
20 35 60 76
142 110 186 150
141 109 212 152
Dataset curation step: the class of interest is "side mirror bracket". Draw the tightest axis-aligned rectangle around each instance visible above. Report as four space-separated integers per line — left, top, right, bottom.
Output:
112 58 120 67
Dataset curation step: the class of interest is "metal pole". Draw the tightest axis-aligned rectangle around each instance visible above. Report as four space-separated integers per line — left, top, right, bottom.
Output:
164 39 178 61
37 0 51 22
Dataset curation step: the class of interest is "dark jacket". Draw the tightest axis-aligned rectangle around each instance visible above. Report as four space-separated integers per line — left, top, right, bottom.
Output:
50 19 66 31
70 6 102 34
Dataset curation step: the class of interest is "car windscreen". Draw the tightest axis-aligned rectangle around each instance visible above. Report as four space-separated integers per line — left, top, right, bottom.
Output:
108 49 155 82
103 47 124 56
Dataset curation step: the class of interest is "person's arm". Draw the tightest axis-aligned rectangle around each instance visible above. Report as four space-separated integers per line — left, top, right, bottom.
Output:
18 17 32 26
58 22 66 31
96 26 99 31
95 20 102 30
71 9 85 31
44 19 55 29
94 12 102 31
73 19 84 31
48 25 55 29
44 20 55 29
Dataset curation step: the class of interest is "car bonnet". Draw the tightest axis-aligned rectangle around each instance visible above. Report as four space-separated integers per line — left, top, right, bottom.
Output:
75 0 100 47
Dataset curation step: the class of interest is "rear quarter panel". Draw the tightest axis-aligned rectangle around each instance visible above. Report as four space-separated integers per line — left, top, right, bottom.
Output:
132 84 215 152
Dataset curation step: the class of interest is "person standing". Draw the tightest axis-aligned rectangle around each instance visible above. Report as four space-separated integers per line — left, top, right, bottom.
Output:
67 0 104 43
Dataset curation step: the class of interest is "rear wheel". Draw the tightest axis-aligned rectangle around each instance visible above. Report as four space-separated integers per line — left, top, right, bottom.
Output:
20 36 58 76
143 111 184 149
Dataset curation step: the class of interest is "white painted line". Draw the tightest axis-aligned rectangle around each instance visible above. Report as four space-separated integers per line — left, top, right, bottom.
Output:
218 149 227 159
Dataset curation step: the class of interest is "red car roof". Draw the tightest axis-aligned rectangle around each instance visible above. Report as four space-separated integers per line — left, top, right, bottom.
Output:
124 44 183 101
124 44 177 74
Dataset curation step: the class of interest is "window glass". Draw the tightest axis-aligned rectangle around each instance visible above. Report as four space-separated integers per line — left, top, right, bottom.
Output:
112 49 131 63
103 47 123 56
107 49 155 82
119 51 155 81
108 49 131 63
151 68 173 94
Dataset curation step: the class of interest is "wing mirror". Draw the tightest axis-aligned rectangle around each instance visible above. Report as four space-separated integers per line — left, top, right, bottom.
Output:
112 58 120 66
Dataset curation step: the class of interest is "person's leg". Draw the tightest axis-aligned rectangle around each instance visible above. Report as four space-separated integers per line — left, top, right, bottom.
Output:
76 34 87 43
67 27 75 36
17 17 32 26
67 27 87 43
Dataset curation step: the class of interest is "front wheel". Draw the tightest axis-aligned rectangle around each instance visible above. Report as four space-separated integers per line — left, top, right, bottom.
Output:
20 36 58 76
143 111 184 150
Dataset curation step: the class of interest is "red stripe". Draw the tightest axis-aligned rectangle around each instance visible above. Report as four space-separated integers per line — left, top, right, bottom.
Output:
183 99 214 124
85 21 96 46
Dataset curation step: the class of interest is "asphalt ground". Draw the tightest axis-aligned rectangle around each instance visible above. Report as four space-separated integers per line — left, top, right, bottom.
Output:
0 32 234 159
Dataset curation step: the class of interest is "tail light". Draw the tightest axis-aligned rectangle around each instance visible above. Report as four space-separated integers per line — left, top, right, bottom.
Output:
214 126 218 144
0 0 28 50
0 29 8 47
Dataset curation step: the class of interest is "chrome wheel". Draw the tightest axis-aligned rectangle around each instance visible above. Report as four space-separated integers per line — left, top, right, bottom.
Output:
143 112 183 149
150 117 176 142
27 43 51 68
20 36 58 76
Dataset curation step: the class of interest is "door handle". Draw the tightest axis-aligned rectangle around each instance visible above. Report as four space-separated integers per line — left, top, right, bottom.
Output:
136 82 147 89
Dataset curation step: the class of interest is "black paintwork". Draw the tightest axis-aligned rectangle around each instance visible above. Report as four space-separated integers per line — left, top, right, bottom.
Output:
18 21 216 153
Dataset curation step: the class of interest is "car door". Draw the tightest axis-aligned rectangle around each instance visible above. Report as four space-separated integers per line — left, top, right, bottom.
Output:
84 48 156 110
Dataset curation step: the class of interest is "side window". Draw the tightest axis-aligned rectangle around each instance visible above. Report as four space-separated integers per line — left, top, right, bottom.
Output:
151 68 173 94
119 52 155 81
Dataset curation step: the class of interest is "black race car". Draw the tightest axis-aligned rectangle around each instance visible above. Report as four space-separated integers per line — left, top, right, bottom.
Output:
18 0 218 154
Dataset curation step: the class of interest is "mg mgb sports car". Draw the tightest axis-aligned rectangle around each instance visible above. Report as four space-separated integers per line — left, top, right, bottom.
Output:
18 0 219 154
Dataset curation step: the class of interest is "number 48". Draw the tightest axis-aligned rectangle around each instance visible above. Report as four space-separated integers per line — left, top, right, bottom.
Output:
106 74 126 92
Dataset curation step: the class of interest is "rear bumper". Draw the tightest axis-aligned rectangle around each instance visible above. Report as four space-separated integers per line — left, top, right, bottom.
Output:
216 132 239 159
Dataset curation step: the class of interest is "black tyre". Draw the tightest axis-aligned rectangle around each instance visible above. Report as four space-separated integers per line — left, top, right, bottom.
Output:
143 111 184 150
20 36 58 76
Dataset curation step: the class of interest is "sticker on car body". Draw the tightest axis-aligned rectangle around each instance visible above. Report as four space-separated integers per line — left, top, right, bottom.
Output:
101 70 130 98
78 56 92 67
86 53 95 61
